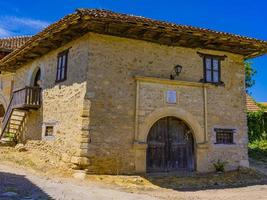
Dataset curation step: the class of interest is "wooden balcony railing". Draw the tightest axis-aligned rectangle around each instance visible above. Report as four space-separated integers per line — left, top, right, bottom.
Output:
1 86 41 138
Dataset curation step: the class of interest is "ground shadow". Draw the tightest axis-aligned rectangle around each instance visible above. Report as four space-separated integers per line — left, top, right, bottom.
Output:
141 170 267 192
0 171 53 200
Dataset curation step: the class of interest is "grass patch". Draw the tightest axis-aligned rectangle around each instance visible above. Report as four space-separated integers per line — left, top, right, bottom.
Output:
248 140 267 162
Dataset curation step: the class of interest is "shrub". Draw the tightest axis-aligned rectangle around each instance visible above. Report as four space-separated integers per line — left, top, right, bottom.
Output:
247 111 267 142
248 140 267 162
213 159 227 172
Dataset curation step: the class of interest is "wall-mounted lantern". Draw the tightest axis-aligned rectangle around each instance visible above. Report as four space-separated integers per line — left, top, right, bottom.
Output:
170 64 183 80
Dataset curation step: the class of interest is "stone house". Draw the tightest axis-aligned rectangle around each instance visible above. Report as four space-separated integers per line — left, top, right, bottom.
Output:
246 94 267 137
0 9 267 174
246 94 262 112
0 36 31 121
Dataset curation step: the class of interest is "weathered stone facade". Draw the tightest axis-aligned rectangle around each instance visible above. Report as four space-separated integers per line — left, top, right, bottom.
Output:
4 34 91 167
0 31 248 174
84 33 248 173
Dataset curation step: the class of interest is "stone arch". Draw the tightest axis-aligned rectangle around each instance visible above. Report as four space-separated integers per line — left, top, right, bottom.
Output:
138 107 204 144
27 65 42 87
0 104 5 118
134 106 205 173
0 93 7 130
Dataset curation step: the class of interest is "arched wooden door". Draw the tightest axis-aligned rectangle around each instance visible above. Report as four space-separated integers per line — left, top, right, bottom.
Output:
146 116 194 173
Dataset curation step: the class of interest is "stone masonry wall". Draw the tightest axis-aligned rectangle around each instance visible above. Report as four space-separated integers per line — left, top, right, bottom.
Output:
12 34 91 167
0 72 13 109
5 31 248 173
86 32 247 173
0 72 14 129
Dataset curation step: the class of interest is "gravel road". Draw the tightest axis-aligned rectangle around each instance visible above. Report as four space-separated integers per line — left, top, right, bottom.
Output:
0 163 266 200
0 164 156 200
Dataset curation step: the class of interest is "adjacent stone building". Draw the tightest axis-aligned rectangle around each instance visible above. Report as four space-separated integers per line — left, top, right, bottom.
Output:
0 36 31 123
0 9 267 174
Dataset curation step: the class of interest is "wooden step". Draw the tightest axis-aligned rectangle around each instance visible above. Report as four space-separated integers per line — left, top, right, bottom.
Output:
9 118 23 122
6 127 18 131
9 119 23 124
9 124 20 128
13 111 27 116
10 116 24 121
9 121 22 126
12 114 26 118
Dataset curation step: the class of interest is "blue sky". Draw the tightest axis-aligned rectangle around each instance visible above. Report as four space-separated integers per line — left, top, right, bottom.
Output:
0 0 266 101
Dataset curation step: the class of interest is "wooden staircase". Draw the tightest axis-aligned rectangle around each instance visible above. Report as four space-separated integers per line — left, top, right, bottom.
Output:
0 86 41 142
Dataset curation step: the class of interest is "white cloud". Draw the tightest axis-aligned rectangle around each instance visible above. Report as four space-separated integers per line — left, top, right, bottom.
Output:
0 16 50 37
0 27 12 37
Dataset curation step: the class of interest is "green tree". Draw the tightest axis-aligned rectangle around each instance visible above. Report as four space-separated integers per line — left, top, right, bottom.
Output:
245 61 257 91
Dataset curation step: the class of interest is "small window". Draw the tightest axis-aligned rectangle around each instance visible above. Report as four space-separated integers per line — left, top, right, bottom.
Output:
56 50 69 82
204 57 221 84
215 128 235 144
198 52 226 84
45 126 54 137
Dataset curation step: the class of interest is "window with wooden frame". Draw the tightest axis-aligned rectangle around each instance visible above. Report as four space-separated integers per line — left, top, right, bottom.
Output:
214 128 235 144
56 50 69 82
198 52 226 84
204 57 220 83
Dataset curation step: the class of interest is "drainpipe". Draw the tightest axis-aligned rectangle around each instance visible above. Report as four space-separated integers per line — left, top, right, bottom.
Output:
134 80 140 141
203 85 208 143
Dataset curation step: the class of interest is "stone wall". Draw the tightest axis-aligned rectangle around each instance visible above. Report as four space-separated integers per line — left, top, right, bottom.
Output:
0 72 14 129
12 34 91 167
86 32 247 173
4 31 248 174
0 72 13 109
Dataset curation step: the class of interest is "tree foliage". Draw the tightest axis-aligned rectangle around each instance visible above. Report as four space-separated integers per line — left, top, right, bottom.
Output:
245 61 257 91
247 110 267 142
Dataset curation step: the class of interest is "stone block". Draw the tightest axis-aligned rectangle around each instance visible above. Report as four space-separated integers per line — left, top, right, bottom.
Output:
73 170 87 180
71 156 90 166
61 153 71 163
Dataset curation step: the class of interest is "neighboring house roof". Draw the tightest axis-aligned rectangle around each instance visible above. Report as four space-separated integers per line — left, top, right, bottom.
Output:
0 9 267 71
246 94 261 112
0 36 31 52
259 102 267 112
0 36 31 60
260 102 267 106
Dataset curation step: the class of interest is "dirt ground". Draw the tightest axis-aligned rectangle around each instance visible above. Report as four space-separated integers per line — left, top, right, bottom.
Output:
0 145 267 200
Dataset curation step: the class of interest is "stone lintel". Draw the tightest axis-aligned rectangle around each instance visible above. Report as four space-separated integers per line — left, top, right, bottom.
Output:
71 156 90 166
134 76 212 88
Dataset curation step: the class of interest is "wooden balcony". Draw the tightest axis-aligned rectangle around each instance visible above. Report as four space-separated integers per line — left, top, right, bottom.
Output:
1 86 41 140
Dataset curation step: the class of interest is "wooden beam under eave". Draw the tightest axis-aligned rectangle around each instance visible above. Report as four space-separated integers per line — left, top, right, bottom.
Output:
0 66 15 72
157 36 173 45
28 52 43 57
150 31 166 41
41 40 63 49
127 28 149 39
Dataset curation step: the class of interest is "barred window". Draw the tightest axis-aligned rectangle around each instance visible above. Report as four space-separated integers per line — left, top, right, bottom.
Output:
215 128 235 144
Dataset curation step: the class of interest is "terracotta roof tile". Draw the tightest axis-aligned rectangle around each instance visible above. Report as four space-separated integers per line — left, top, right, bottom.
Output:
0 36 31 51
246 94 261 112
77 9 267 44
259 102 267 111
0 9 267 71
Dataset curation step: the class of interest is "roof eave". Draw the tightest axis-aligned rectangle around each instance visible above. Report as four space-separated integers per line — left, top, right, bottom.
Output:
0 9 267 71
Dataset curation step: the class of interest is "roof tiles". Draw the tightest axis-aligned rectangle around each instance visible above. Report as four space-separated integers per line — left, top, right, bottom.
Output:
0 36 31 51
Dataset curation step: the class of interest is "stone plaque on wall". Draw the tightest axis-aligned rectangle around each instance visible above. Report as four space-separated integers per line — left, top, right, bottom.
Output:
166 90 177 104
